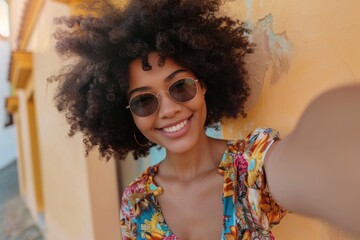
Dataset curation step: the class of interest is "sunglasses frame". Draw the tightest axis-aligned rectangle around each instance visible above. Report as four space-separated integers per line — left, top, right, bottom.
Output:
126 78 199 117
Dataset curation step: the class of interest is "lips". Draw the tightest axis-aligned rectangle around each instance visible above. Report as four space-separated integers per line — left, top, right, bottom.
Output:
162 119 188 133
156 115 192 138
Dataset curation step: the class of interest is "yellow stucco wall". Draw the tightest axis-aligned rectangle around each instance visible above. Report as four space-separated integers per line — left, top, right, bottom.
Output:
221 0 359 239
23 1 121 239
27 2 94 239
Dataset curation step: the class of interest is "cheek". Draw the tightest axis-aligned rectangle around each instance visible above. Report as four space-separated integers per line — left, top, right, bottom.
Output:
190 95 207 123
197 94 207 113
132 115 155 133
200 101 208 122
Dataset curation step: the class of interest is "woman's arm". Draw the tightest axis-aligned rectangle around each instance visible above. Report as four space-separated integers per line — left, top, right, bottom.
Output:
264 85 360 236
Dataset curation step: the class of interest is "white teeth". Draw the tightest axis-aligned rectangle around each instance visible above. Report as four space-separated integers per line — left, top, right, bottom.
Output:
163 119 188 133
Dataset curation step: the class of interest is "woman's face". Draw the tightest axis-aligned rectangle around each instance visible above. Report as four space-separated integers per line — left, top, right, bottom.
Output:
128 52 207 154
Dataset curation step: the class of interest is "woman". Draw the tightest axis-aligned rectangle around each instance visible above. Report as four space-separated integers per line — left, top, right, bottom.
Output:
52 0 360 239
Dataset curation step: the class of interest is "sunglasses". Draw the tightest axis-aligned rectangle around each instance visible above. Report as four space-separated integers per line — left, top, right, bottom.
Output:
127 77 199 117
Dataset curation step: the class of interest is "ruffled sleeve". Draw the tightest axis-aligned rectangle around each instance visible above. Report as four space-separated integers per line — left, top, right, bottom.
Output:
243 128 288 230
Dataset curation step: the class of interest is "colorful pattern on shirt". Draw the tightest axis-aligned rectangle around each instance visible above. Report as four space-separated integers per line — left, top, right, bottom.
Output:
120 128 288 240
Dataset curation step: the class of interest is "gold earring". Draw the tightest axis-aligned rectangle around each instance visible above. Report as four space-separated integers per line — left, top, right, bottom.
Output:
133 132 150 147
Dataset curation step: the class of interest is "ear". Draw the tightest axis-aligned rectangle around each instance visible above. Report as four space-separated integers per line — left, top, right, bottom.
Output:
201 83 207 94
202 87 207 95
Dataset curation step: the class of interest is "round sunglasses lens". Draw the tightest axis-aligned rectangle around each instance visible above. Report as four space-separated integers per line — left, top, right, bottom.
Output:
130 94 158 117
169 78 197 102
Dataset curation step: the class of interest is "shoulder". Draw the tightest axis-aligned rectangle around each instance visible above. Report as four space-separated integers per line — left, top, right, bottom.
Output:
245 128 280 145
225 128 280 190
242 128 279 182
227 128 279 155
240 128 288 228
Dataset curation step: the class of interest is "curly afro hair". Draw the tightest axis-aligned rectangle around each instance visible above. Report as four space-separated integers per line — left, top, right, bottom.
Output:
51 0 253 160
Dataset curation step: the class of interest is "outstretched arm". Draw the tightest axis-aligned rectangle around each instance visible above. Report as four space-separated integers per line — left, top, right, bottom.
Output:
264 85 360 237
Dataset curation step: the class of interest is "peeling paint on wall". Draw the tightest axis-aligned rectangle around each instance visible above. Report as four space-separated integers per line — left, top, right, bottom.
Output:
245 14 292 109
258 14 291 84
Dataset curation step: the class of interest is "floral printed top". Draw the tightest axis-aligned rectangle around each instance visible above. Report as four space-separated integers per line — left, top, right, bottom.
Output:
120 128 288 240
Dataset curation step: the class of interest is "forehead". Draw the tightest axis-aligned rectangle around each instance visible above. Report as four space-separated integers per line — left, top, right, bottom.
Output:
128 52 186 89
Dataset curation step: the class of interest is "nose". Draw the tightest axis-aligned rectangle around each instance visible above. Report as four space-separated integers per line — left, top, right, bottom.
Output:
157 91 181 118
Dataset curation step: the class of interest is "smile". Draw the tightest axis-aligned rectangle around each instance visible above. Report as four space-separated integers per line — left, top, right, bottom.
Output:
162 119 189 133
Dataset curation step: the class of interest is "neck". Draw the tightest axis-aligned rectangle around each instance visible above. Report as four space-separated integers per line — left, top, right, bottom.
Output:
161 132 227 181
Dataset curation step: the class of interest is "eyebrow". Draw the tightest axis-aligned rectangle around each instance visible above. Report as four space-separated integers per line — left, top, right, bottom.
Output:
128 69 187 98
